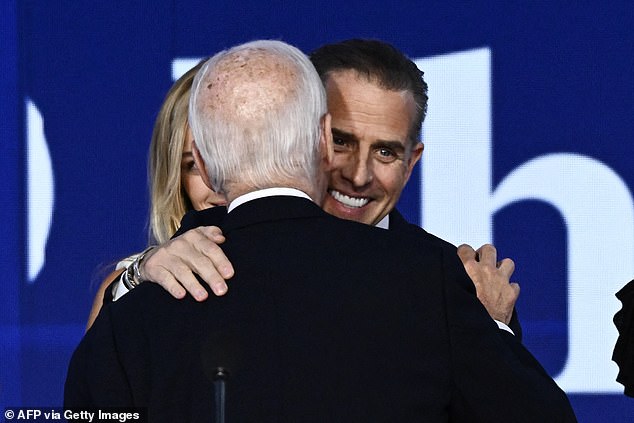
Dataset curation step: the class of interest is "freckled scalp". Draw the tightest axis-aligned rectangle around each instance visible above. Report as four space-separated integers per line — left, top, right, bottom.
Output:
199 49 298 125
189 40 327 195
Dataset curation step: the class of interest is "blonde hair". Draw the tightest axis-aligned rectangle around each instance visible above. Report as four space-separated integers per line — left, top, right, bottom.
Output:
148 62 204 244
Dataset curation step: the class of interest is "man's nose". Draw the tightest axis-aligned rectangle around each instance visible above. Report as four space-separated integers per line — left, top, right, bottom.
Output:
342 152 373 188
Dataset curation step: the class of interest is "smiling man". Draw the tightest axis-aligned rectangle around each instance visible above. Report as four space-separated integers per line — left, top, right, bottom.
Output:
307 40 519 329
314 42 425 228
322 69 423 226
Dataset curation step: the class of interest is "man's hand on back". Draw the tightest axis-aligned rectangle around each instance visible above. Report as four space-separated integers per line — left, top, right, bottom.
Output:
140 226 234 301
457 243 519 325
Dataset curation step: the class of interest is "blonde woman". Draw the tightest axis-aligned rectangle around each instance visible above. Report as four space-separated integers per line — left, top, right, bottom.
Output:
86 62 227 329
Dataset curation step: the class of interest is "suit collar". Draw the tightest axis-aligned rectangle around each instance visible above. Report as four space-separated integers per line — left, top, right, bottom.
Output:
176 204 408 239
173 206 227 238
175 195 323 238
223 196 324 233
388 209 410 231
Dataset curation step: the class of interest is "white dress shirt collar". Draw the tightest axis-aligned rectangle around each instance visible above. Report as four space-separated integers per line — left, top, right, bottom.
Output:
228 187 313 213
376 214 390 230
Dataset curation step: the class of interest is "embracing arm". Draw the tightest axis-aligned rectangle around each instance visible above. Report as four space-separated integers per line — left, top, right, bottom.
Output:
443 249 577 422
130 235 521 327
85 226 234 331
101 213 519 333
138 226 233 300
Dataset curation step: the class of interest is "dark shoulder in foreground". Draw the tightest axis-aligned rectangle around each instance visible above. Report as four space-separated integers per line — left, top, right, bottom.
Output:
389 209 458 251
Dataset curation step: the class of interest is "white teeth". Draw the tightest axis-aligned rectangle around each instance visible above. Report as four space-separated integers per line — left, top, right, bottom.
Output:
330 190 369 208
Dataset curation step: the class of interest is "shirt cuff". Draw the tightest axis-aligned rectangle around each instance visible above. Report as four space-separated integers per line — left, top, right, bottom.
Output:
495 320 515 336
112 273 131 301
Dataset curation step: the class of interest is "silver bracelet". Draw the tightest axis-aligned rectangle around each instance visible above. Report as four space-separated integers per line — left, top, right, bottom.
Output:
123 246 155 289
121 265 135 290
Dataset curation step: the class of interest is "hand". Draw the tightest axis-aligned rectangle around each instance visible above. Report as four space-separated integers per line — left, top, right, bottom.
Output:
139 226 234 301
456 243 519 325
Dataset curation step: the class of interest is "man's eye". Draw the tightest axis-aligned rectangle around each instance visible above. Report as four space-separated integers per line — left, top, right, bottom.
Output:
376 148 397 163
333 137 351 151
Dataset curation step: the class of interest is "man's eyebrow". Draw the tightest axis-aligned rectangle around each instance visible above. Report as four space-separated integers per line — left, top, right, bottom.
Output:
331 127 405 150
331 127 357 141
372 140 406 152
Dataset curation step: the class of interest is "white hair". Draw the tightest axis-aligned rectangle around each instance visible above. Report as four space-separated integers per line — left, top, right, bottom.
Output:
189 40 327 194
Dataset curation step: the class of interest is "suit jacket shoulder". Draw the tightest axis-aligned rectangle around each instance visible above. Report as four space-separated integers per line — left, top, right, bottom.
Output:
389 209 524 339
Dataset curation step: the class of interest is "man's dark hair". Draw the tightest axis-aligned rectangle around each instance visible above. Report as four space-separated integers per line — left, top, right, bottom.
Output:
310 39 428 145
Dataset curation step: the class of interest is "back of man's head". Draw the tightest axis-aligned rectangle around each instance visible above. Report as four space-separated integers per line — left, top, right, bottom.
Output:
190 40 327 196
310 39 428 144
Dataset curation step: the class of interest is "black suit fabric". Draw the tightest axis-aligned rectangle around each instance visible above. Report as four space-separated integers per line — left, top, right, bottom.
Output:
388 209 523 339
66 196 575 422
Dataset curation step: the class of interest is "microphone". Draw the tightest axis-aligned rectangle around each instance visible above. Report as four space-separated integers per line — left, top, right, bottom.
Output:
212 367 229 423
201 330 242 423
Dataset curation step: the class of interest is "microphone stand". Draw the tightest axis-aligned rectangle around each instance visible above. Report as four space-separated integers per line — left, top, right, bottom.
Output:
213 367 229 423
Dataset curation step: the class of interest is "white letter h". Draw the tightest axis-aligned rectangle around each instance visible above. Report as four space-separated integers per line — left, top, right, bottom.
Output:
416 48 634 393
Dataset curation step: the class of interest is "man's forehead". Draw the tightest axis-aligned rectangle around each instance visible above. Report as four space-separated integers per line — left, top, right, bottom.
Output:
324 71 416 148
323 69 412 100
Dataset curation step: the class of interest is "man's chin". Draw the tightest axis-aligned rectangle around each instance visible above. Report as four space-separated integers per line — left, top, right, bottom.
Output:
323 196 375 225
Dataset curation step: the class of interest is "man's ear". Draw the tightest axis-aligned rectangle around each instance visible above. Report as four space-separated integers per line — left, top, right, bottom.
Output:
192 141 213 189
404 142 424 182
319 113 334 170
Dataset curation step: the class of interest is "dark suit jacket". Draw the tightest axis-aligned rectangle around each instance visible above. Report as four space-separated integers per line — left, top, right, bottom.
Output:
388 209 523 339
66 196 575 422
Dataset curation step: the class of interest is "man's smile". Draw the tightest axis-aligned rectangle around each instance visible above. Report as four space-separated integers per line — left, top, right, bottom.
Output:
328 189 370 208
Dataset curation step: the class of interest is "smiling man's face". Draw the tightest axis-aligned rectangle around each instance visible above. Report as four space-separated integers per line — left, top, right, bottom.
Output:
321 70 424 226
